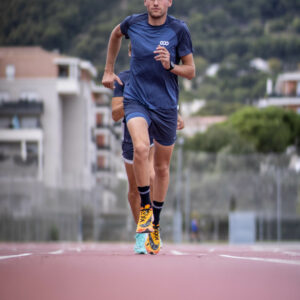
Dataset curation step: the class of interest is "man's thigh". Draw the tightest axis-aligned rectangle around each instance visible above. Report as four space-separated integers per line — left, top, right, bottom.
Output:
127 117 149 146
124 99 151 146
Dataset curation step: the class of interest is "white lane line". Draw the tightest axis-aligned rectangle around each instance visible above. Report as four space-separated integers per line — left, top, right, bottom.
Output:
282 251 300 257
220 254 300 266
0 253 32 260
48 249 64 255
171 250 189 256
68 247 82 253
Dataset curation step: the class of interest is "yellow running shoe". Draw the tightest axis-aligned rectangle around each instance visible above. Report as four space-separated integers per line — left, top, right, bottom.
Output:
136 204 154 233
145 224 161 255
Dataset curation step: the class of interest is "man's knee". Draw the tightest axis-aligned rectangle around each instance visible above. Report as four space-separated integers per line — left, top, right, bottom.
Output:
154 163 169 178
134 143 149 161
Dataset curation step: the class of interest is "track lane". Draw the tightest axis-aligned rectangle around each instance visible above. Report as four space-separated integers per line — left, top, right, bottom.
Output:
0 243 299 300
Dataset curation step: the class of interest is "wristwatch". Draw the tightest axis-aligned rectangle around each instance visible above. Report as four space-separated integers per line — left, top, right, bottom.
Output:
167 61 175 71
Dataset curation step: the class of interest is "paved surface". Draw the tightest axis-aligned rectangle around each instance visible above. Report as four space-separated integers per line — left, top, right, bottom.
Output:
0 242 300 300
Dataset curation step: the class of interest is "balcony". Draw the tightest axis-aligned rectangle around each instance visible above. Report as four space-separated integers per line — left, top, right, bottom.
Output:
56 78 80 96
97 167 111 172
0 128 43 142
257 97 300 108
0 100 43 116
97 145 111 150
54 57 81 96
96 124 111 129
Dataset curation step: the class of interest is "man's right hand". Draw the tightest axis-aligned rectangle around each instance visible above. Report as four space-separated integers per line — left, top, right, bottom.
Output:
102 71 123 90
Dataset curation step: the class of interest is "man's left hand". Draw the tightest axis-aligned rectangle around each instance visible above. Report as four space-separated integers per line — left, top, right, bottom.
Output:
154 46 171 70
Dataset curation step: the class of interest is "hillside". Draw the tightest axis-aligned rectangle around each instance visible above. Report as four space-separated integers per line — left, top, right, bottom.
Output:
1 0 300 105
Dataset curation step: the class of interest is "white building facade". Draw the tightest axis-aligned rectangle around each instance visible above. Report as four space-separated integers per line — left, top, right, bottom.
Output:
0 46 121 190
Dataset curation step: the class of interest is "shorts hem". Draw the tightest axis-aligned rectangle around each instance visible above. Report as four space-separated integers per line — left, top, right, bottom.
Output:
122 156 133 164
126 112 151 126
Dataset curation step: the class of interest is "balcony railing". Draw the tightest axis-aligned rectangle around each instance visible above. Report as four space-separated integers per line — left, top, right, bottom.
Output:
97 167 111 172
0 100 43 115
96 124 111 129
97 145 111 150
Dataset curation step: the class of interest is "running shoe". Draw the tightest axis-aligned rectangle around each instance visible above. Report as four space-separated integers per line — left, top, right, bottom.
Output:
134 233 147 254
136 204 154 233
145 224 161 255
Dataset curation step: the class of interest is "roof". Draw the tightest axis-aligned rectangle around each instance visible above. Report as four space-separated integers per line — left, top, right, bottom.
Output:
0 46 61 78
0 46 97 78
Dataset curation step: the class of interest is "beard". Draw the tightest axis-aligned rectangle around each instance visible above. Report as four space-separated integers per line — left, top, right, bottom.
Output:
148 8 166 19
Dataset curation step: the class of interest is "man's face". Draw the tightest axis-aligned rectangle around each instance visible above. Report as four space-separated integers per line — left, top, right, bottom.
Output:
144 0 172 19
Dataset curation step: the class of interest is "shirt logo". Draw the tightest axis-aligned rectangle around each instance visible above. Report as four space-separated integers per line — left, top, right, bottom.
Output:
160 41 169 46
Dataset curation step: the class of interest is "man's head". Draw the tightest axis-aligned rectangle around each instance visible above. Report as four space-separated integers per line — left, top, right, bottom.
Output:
144 0 172 20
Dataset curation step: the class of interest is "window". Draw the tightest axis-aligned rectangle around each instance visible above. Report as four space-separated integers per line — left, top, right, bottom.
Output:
97 135 105 147
96 113 104 127
97 155 105 169
6 65 15 80
58 65 69 78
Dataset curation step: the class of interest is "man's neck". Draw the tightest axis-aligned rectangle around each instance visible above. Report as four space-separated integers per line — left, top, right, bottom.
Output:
148 14 167 26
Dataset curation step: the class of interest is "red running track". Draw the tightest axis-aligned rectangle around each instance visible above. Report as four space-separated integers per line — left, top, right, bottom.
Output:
0 242 300 300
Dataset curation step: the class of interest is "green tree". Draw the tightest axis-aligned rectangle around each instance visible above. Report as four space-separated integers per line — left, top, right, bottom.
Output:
228 106 300 153
184 123 254 154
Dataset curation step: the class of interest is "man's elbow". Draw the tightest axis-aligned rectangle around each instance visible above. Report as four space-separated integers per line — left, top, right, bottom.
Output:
186 66 196 80
190 66 196 79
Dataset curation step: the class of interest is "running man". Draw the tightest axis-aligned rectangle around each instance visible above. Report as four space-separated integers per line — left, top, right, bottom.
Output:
102 0 195 254
112 68 155 254
112 65 185 254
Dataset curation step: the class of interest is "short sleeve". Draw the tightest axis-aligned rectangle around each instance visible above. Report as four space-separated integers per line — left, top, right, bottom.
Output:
177 22 194 58
120 15 132 39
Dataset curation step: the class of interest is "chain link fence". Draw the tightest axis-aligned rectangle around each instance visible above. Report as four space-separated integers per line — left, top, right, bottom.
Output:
0 151 300 242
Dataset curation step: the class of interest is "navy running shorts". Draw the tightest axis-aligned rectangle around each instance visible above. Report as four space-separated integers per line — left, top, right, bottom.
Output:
122 120 154 164
124 99 177 146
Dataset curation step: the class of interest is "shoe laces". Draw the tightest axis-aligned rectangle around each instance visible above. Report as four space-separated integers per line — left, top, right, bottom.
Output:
139 205 150 223
153 225 160 242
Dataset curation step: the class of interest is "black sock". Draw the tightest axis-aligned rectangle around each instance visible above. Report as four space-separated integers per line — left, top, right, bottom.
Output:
138 186 151 208
152 201 164 225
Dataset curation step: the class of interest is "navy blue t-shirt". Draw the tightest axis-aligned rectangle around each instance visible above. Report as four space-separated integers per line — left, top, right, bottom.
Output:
120 13 193 110
113 70 132 143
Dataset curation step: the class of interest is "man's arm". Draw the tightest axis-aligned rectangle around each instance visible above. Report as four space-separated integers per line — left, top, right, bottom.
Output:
154 46 195 80
111 97 124 122
172 53 195 80
102 24 124 89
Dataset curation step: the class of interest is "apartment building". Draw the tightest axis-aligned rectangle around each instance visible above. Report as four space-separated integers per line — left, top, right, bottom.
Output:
258 71 300 113
0 46 121 190
92 84 123 187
